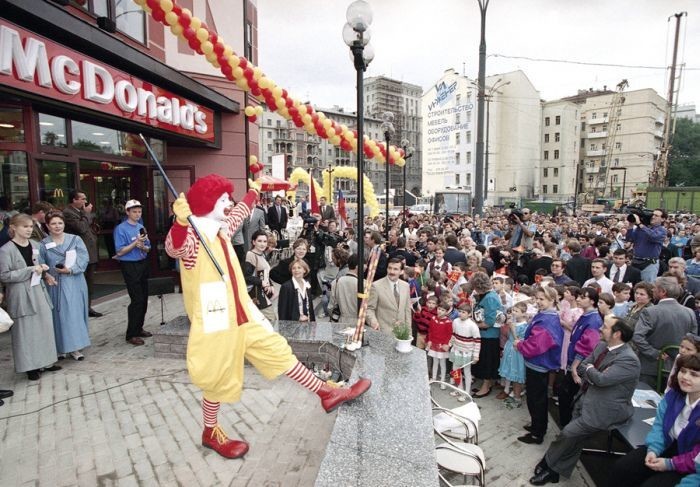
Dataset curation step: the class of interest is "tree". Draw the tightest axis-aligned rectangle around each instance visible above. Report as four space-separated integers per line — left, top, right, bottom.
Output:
668 118 700 186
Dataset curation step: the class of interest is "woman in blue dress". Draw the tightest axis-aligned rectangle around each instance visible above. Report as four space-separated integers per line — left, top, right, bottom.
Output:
40 210 90 360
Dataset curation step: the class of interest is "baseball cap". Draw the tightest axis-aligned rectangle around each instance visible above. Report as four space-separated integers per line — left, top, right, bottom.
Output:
125 199 142 210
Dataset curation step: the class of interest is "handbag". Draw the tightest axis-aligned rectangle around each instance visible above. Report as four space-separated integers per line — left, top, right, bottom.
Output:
0 307 14 333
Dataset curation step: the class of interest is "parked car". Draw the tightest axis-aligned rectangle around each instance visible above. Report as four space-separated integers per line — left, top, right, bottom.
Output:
409 204 430 214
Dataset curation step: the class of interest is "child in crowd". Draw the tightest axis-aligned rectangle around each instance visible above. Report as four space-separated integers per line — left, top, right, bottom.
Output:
404 267 421 311
426 300 453 388
449 303 481 401
498 302 529 408
665 333 700 392
611 282 632 318
598 292 615 319
442 294 459 321
413 295 438 350
449 262 467 299
492 275 513 310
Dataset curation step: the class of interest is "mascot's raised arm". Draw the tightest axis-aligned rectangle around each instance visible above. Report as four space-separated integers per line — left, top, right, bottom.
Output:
165 174 371 459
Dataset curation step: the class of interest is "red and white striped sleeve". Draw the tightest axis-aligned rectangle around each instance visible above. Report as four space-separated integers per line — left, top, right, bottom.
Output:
165 222 200 270
223 190 257 239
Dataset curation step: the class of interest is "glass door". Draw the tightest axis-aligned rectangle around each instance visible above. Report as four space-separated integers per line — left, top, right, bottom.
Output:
149 166 194 273
79 160 141 269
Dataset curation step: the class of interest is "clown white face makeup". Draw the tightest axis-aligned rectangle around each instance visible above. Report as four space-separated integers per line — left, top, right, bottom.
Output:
205 192 233 222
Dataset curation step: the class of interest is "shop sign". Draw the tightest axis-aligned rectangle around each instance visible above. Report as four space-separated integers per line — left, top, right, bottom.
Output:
0 19 215 142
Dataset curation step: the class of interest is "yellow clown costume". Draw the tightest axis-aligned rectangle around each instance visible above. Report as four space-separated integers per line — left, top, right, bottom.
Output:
165 174 371 460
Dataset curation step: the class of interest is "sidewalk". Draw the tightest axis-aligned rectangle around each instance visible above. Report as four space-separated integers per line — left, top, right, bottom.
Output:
0 292 594 486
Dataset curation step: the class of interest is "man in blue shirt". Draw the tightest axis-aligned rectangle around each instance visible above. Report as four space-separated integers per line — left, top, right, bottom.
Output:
626 208 667 283
114 200 151 346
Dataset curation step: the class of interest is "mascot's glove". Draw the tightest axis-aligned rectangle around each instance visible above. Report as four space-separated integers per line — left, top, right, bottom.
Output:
173 192 192 226
248 178 262 193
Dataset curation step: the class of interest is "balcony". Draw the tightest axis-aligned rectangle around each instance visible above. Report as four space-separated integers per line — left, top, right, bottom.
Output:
587 131 608 139
588 116 609 125
586 149 608 157
654 130 664 139
585 166 599 174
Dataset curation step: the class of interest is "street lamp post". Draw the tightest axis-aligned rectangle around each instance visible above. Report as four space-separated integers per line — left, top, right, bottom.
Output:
325 163 335 204
400 139 414 217
610 167 628 207
343 0 374 310
381 111 395 239
474 0 490 216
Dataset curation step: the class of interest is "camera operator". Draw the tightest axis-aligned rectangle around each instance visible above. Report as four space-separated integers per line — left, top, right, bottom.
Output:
626 208 667 283
316 220 346 298
505 208 536 252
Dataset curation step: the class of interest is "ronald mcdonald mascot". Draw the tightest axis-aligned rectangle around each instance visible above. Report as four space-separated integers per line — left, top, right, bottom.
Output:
165 174 371 459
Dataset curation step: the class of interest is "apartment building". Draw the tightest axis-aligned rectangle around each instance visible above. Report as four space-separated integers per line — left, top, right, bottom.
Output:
540 100 581 203
364 76 423 202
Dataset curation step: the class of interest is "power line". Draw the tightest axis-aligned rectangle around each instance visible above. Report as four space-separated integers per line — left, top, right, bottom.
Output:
489 53 700 71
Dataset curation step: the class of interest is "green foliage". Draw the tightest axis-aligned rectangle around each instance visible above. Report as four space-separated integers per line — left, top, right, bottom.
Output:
392 322 412 340
669 118 700 187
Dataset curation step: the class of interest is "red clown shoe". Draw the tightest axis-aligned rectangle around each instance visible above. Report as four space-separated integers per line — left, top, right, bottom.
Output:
202 425 249 459
317 378 372 413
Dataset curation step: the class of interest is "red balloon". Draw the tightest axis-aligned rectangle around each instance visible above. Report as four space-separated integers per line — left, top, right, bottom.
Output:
250 87 262 97
311 113 319 123
213 42 225 56
171 4 182 15
334 125 342 135
183 27 196 40
239 57 248 69
281 89 288 99
221 64 232 77
340 140 352 151
248 115 257 123
292 117 303 128
208 33 218 45
285 97 294 108
267 99 278 111
151 9 165 22
243 67 254 80
288 106 298 117
146 0 159 10
305 104 314 115
187 37 199 51
179 11 191 27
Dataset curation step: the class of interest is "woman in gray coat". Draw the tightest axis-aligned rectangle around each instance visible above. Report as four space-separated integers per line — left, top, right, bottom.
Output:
0 214 60 380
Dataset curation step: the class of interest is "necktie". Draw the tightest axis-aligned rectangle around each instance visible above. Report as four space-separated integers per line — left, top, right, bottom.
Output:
277 205 281 219
613 267 621 283
394 283 400 306
581 348 609 392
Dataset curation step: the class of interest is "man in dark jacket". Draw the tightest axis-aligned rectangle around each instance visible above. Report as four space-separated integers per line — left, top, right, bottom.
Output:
266 196 288 234
563 239 592 287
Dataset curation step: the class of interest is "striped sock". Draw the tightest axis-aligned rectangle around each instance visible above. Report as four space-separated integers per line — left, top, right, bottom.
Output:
202 398 220 427
284 361 324 393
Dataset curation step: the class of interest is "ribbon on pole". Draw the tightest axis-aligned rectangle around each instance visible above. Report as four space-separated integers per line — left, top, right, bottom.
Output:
139 133 226 280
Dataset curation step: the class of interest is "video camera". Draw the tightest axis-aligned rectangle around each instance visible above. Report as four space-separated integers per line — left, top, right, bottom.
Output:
626 207 654 226
507 208 524 225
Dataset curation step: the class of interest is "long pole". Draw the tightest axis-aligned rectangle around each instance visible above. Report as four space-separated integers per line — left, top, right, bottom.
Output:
484 95 491 201
621 168 627 207
139 134 225 279
402 156 407 217
385 132 390 239
352 39 365 312
474 0 489 216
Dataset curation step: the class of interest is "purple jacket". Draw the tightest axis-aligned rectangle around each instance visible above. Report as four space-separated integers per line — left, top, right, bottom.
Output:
567 310 603 368
519 310 563 373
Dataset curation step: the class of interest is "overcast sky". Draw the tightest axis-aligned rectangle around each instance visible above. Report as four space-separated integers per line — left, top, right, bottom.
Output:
257 0 699 113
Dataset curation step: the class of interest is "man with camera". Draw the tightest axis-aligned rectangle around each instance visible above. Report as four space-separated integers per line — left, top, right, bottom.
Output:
506 208 536 252
626 209 667 283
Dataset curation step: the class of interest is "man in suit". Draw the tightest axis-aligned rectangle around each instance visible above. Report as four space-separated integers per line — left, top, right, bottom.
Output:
563 239 592 287
266 196 288 234
366 258 412 335
633 276 697 386
607 249 642 287
63 190 102 317
443 234 467 265
245 196 267 250
529 316 640 485
319 197 335 222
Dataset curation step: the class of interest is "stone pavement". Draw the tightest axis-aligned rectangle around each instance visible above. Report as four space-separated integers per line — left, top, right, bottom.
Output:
0 291 595 487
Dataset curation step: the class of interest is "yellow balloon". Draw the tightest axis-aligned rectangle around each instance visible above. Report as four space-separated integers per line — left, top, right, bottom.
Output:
229 55 240 68
170 24 184 36
278 107 290 119
244 106 255 117
322 119 332 130
201 41 214 55
298 105 307 115
272 87 283 98
190 17 201 31
236 78 249 90
133 0 146 6
255 106 264 115
165 12 178 25
159 0 174 12
330 135 341 145
232 66 244 79
196 28 209 42
253 67 263 81
223 45 234 59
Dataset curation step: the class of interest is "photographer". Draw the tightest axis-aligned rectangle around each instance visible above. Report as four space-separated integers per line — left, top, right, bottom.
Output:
506 208 536 252
626 208 667 283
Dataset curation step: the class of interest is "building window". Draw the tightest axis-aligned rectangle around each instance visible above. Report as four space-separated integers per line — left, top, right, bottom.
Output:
0 150 30 210
615 142 622 150
466 152 471 164
465 111 471 123
38 113 67 148
545 117 550 126
466 173 471 186
554 150 559 159
592 112 597 119
455 132 461 145
267 131 272 138
267 144 272 151
455 153 461 165
553 167 559 177
555 116 561 125
590 144 596 151
616 123 621 130
588 175 594 183
466 131 472 144
543 168 548 177
456 94 461 104
0 107 25 143
37 159 75 207
603 112 608 118
455 174 461 185
613 158 620 167
542 185 548 194
555 132 560 142
553 185 558 194
544 151 549 160
613 174 619 183
544 134 549 143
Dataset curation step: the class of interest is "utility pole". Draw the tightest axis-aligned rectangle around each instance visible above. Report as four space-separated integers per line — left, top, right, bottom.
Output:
652 11 686 188
474 0 489 216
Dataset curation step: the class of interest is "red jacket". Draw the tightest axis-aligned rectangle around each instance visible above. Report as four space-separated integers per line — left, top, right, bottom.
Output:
427 315 453 351
413 306 437 335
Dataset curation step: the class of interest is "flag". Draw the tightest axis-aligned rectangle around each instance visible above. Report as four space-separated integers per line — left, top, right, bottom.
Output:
337 189 348 230
309 168 320 215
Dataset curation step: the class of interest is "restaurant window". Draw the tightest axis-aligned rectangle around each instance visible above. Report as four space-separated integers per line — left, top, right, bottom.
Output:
39 113 68 148
0 107 25 143
0 151 30 219
37 160 76 208
70 120 163 160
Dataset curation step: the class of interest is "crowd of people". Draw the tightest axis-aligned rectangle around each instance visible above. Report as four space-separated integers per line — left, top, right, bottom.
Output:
1 184 699 484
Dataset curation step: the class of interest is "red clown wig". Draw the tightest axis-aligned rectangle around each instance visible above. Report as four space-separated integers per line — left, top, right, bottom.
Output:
187 174 234 216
